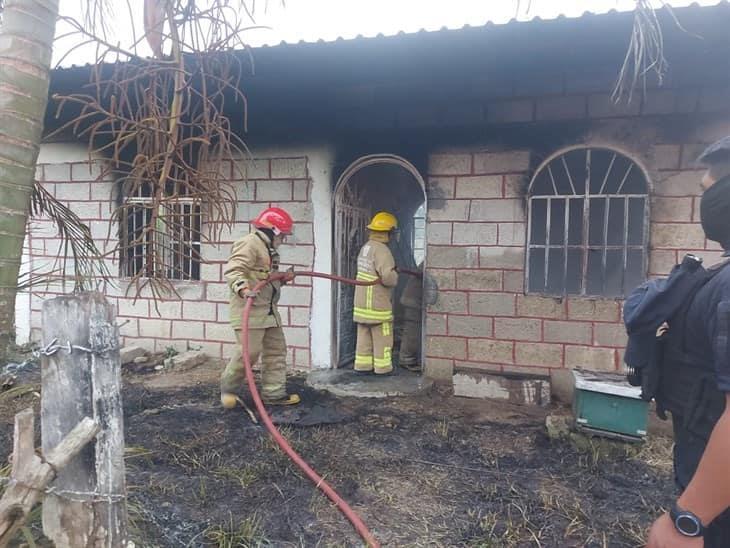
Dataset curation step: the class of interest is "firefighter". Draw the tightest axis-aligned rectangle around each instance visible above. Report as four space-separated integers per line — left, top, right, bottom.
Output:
353 211 399 375
398 261 423 372
220 207 299 408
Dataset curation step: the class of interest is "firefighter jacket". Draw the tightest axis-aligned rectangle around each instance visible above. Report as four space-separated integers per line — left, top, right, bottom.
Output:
225 230 283 329
353 233 398 324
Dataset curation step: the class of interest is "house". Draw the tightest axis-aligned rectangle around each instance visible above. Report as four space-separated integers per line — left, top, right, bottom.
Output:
18 2 730 402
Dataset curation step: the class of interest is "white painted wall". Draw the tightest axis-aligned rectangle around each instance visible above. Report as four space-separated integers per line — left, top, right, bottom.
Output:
16 144 94 344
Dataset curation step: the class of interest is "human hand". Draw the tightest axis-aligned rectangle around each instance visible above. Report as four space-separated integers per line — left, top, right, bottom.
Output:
283 267 296 283
646 513 704 548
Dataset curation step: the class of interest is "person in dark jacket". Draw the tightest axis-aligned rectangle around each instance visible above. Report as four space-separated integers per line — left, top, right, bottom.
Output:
647 136 730 547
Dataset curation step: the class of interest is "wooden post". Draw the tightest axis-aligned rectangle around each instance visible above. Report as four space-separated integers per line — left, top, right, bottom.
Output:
0 408 99 547
40 292 127 547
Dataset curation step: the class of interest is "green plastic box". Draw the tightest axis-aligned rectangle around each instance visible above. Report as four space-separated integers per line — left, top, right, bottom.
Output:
572 370 649 441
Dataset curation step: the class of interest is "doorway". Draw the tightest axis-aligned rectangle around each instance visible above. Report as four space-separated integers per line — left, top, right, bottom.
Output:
333 154 427 370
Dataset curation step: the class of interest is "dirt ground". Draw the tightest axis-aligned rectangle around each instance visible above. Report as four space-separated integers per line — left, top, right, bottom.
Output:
1 353 675 548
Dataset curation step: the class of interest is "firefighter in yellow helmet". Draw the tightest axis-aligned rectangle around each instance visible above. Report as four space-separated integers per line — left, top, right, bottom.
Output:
353 211 399 375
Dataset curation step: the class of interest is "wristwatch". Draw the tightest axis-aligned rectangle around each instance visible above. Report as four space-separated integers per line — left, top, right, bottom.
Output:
670 504 705 538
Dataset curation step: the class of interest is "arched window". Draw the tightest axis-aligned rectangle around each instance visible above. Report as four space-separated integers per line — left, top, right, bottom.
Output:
527 147 649 297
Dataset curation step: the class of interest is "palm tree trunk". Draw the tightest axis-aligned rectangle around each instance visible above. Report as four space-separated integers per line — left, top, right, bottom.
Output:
0 0 59 361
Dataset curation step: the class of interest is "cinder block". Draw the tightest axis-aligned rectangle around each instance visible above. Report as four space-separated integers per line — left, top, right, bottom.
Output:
504 174 526 197
284 326 309 347
456 269 501 291
453 370 550 406
150 300 182 319
564 345 616 372
455 175 502 199
54 182 90 201
641 88 699 115
427 268 456 290
536 95 587 121
42 163 71 182
515 342 564 367
427 222 453 245
423 357 454 381
426 313 447 336
90 180 114 201
448 315 493 337
427 336 467 360
274 202 313 223
467 338 513 363
498 223 526 246
172 320 205 339
479 247 525 270
205 321 237 343
654 171 704 197
183 301 217 321
293 180 310 201
649 249 677 275
427 177 455 199
470 199 525 222
543 320 592 344
256 180 292 201
468 292 515 316
277 244 314 266
567 299 620 322
494 318 541 341
473 151 531 175
428 153 471 175
117 298 150 317
289 306 310 326
240 158 270 179
200 262 221 282
430 291 468 314
516 295 565 319
486 100 534 124
594 323 628 347
71 161 105 181
278 285 311 306
502 271 525 292
294 348 311 368
427 200 470 222
427 246 479 268
680 144 708 169
175 283 205 301
452 223 497 245
138 318 171 338
271 158 307 179
206 282 230 302
119 318 138 338
698 86 730 113
651 223 706 249
651 197 693 222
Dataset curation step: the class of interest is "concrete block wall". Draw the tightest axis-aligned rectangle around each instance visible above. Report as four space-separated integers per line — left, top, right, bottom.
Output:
27 152 315 368
423 114 730 382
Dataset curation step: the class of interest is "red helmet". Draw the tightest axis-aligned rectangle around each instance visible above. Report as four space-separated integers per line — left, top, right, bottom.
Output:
252 207 293 235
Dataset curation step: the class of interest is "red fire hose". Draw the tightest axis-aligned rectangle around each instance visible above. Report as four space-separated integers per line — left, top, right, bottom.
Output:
240 270 385 548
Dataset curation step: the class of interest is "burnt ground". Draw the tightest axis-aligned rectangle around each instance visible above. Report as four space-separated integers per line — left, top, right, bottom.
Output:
1 355 675 548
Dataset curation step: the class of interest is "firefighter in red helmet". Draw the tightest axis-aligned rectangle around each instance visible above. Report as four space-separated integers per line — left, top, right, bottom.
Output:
220 207 300 408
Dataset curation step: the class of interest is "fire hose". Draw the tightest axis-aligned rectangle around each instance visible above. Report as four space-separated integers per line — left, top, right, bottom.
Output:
241 269 423 548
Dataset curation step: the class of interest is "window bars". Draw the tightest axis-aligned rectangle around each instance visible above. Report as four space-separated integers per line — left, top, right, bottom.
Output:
526 148 649 297
122 184 201 281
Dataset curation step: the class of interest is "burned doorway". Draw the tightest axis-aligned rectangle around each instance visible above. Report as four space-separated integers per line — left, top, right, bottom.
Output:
333 155 427 370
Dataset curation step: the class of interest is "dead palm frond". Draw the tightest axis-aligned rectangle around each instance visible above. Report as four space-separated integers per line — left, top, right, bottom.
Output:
49 1 283 299
22 181 109 293
612 1 689 104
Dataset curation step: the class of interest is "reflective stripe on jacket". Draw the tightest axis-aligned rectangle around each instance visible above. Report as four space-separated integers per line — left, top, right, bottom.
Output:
353 235 398 324
224 230 282 329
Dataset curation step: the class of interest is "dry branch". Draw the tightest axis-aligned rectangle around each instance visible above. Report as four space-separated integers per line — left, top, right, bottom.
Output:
0 408 99 547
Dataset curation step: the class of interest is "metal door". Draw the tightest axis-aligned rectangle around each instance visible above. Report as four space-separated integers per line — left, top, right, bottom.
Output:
334 203 370 367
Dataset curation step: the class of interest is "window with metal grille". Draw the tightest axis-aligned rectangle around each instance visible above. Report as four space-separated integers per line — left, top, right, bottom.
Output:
526 147 649 297
122 184 201 281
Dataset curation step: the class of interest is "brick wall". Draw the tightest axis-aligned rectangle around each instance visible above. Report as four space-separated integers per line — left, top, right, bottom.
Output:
423 111 730 382
27 153 315 368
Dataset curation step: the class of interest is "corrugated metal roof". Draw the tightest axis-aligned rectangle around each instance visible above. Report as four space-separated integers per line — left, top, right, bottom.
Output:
53 0 729 71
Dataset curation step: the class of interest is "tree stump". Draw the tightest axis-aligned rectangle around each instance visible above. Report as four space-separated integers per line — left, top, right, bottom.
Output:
41 292 127 547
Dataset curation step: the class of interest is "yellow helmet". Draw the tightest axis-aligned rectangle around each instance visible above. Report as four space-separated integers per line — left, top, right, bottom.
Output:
367 211 398 232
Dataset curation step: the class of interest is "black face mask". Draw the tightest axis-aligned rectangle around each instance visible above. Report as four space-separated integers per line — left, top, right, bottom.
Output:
700 175 730 250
